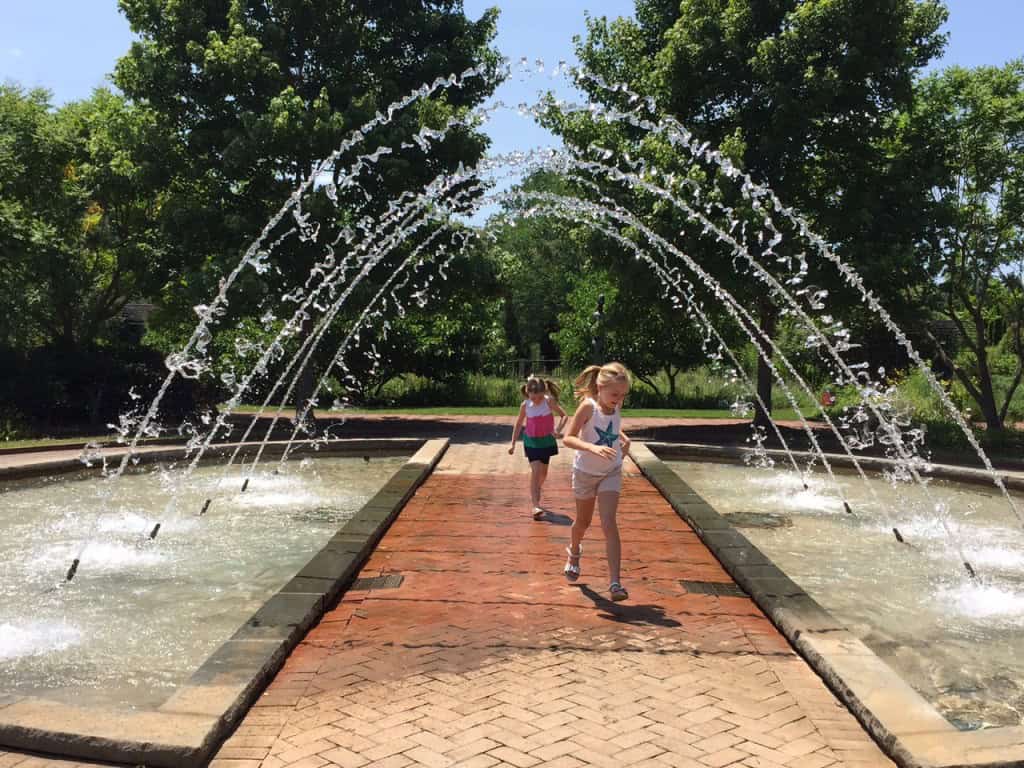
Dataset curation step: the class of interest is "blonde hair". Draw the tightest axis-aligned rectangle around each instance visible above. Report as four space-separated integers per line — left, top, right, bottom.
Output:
521 375 561 402
574 362 632 402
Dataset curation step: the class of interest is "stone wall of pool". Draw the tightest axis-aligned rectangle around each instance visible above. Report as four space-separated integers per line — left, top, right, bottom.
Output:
630 442 1024 768
0 437 449 767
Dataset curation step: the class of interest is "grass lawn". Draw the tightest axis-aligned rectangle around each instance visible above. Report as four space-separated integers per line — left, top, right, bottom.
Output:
1 435 119 450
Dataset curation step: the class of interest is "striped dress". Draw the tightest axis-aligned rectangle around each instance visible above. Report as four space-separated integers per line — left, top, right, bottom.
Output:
522 397 558 460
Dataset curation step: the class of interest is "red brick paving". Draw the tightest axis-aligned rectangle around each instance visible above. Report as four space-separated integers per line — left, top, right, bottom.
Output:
210 440 893 768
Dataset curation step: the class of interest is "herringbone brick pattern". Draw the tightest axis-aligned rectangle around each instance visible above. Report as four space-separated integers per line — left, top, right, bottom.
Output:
211 440 893 768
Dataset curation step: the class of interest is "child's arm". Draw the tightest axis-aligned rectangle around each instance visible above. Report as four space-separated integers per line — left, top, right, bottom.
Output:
620 428 631 455
562 401 616 460
508 403 527 455
550 398 568 437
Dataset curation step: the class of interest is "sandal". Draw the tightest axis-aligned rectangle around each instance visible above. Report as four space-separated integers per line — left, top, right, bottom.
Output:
564 545 582 581
532 507 545 520
609 582 629 602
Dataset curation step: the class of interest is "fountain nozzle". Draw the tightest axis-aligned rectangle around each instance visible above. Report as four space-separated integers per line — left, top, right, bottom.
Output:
892 527 905 543
843 501 852 514
241 478 250 492
149 523 161 539
963 560 977 578
65 558 80 582
200 498 212 515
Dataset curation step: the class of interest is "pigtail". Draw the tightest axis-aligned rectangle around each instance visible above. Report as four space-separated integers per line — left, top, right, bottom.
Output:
544 378 561 402
519 382 529 398
573 365 602 402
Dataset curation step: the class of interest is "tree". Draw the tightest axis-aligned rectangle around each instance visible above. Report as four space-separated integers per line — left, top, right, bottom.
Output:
113 0 498 294
551 0 947 425
0 85 167 350
907 62 1024 431
0 84 61 349
487 172 590 361
333 231 506 401
113 0 500 415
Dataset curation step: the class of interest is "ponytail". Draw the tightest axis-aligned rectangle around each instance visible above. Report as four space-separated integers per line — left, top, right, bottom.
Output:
522 374 560 400
574 362 632 402
573 365 603 402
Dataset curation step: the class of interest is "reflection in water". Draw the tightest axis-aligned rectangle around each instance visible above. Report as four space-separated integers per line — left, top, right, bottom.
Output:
0 455 406 710
666 459 1024 730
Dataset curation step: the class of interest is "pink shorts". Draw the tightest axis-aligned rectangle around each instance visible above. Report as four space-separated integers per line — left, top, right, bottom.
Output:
571 466 623 498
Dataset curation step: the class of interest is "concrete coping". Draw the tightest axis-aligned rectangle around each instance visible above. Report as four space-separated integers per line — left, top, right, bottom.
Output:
0 438 449 767
0 437 426 482
645 440 1024 493
630 441 1024 768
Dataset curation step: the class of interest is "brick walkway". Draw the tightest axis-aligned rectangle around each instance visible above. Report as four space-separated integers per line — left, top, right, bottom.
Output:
208 438 893 768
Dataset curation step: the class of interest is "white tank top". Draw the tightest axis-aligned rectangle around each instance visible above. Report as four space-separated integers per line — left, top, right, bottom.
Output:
572 397 623 475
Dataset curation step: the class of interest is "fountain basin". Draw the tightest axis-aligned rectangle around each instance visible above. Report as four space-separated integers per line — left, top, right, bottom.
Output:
0 438 448 767
632 442 1024 768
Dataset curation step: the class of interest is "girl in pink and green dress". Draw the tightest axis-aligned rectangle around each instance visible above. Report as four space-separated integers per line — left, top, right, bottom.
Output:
508 375 568 520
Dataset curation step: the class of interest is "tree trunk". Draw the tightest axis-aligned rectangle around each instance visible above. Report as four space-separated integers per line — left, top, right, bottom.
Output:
972 308 1003 431
754 300 777 430
975 349 1003 431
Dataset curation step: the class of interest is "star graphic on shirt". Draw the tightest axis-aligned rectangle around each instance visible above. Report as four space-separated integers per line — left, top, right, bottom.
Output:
594 421 619 447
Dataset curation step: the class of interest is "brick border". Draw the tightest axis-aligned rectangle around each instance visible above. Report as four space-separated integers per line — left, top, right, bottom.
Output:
630 442 1024 768
0 438 449 767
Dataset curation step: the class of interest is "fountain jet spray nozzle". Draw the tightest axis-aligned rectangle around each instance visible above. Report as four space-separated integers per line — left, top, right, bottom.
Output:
241 478 250 493
149 523 161 539
892 527 905 543
843 501 852 514
65 558 80 582
200 498 212 515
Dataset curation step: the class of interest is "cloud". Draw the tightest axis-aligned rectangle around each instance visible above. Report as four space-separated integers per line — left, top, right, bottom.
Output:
6 48 24 58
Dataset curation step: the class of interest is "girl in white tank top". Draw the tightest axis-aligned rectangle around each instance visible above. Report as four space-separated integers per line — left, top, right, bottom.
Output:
561 363 633 602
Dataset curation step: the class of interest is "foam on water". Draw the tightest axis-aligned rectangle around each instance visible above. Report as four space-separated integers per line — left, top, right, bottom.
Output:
0 621 82 661
936 582 1024 625
0 455 406 710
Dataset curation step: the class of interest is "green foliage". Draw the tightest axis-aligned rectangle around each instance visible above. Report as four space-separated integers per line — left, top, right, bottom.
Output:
488 172 584 358
544 0 949 417
0 85 166 349
326 241 507 403
109 0 503 417
904 61 1024 429
113 0 500 299
367 373 523 408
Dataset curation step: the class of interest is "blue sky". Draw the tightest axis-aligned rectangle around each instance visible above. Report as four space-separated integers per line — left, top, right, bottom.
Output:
2 0 1022 158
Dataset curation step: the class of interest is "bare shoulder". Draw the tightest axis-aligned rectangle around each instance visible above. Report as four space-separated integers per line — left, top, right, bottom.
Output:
573 399 594 419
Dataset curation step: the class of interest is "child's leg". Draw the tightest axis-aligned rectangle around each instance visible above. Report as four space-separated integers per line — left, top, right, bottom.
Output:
597 491 622 585
571 495 596 555
535 460 549 504
529 461 544 507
